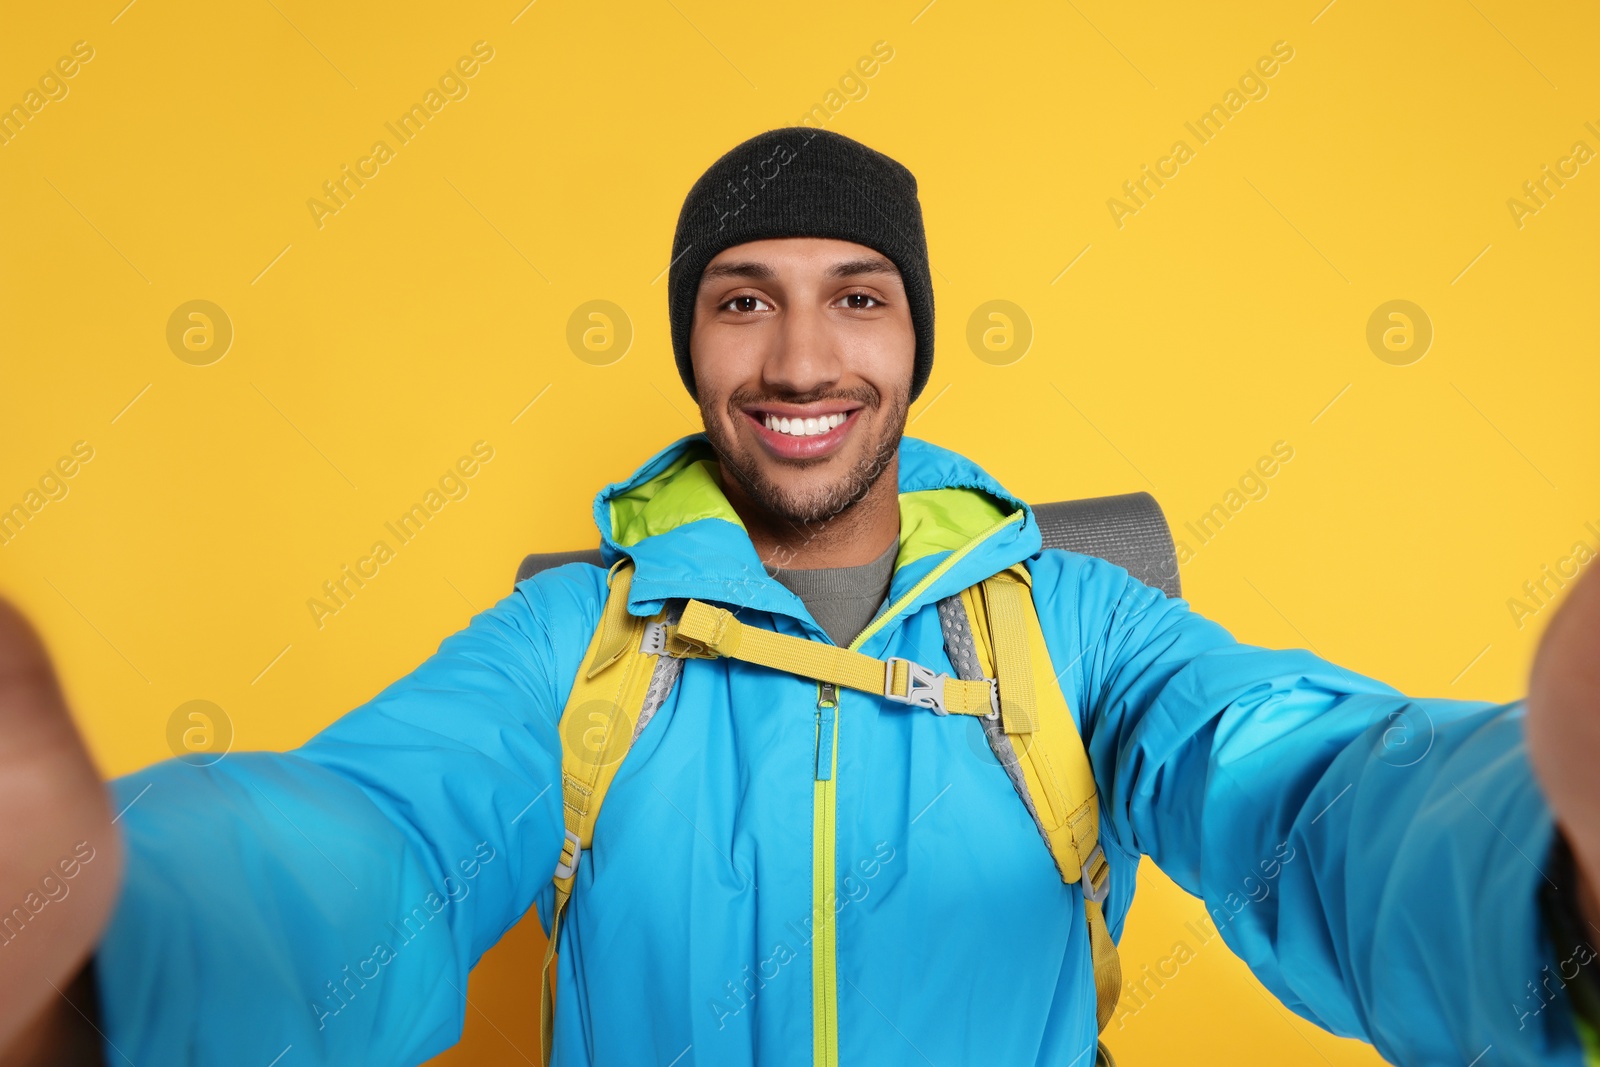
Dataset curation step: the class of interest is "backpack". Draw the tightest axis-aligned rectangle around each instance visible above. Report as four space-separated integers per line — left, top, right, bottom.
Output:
521 492 1182 1067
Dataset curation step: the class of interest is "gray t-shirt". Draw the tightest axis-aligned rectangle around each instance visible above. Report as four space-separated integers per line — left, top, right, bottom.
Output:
770 536 899 647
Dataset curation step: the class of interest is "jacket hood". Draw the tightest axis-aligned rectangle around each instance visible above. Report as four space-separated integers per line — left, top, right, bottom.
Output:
590 432 1043 646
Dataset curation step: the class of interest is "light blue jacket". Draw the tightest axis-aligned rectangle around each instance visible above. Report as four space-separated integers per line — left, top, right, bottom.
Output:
97 433 1585 1065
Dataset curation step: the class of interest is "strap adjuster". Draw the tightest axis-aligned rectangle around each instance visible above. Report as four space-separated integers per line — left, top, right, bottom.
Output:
554 828 582 879
1081 842 1110 904
639 621 668 656
883 657 950 715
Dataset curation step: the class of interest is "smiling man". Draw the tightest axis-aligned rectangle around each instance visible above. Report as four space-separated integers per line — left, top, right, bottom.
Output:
4 127 1600 1067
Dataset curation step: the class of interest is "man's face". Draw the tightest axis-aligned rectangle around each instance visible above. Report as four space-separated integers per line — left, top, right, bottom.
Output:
690 236 915 529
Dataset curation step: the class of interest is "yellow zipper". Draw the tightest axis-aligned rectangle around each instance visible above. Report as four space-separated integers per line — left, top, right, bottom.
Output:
809 510 1025 1065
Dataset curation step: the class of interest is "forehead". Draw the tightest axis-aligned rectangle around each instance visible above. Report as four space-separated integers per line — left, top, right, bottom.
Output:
698 236 902 288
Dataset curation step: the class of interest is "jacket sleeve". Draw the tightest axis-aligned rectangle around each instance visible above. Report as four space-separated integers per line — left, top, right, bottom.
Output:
93 571 597 1066
1048 550 1588 1066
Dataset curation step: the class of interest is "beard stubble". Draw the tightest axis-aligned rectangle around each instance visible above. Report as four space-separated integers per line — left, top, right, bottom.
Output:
698 382 909 532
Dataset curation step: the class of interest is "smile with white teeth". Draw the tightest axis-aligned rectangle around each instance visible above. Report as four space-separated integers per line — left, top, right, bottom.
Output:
761 412 849 437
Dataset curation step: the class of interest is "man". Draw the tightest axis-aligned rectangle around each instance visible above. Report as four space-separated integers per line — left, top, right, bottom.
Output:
2 127 1598 1066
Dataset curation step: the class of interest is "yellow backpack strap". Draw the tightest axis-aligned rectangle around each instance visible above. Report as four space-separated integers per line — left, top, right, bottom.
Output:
540 559 677 1065
945 565 1123 1052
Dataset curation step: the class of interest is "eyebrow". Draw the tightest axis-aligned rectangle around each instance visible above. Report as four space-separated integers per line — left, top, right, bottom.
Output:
698 255 900 287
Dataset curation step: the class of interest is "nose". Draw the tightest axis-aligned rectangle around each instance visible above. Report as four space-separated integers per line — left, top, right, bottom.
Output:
761 300 842 396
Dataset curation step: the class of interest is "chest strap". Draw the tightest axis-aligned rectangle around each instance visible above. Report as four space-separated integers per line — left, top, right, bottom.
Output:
662 598 1010 723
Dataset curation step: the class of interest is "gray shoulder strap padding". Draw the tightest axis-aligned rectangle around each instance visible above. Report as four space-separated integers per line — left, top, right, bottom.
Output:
513 492 1180 599
935 593 1053 858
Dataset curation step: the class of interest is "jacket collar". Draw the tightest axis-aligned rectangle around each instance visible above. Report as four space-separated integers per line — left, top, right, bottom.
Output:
591 432 1042 646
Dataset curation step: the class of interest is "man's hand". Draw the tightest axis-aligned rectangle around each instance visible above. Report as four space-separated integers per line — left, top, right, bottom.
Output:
1526 563 1600 936
0 599 123 1062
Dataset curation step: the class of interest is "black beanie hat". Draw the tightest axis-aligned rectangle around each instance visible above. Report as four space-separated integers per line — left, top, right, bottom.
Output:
667 127 935 403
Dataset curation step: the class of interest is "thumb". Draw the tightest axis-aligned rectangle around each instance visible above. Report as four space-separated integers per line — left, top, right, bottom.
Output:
0 598 124 1052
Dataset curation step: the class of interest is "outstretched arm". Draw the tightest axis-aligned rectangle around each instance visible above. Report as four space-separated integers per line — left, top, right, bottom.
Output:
0 568 599 1066
1041 548 1593 1065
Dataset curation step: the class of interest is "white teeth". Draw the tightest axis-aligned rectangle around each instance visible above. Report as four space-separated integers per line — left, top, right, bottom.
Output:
763 412 850 436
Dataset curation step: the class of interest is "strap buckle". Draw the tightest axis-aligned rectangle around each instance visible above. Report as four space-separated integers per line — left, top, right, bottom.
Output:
883 657 950 715
1080 842 1110 904
639 621 668 656
554 828 582 879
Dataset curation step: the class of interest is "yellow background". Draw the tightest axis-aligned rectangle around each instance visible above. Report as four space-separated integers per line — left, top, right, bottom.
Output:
3 0 1597 1063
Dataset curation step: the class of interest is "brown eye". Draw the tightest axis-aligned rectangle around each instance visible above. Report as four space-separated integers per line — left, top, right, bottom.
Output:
724 295 770 313
842 293 881 310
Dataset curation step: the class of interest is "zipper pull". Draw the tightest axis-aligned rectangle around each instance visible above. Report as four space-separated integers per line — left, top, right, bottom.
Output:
815 682 838 781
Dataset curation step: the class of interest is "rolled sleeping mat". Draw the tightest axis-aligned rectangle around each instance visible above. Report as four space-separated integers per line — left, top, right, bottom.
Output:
1031 491 1182 599
515 490 1181 599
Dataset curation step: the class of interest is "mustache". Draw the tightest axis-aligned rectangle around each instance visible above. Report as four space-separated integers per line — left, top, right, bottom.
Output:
724 383 882 415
